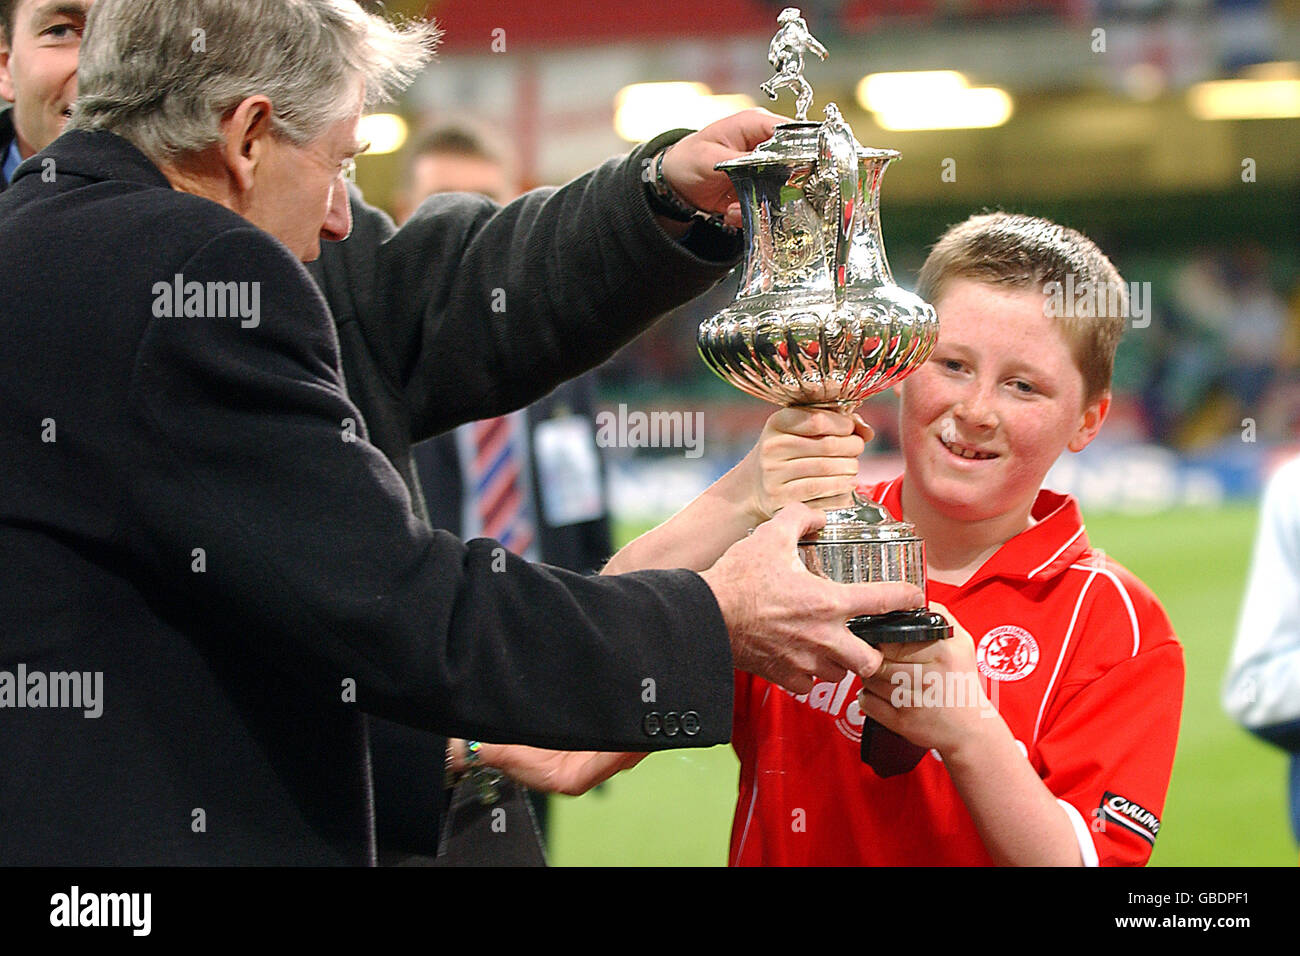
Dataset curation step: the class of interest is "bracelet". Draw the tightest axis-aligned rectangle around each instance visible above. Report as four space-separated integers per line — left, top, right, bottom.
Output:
639 147 738 234
448 740 504 805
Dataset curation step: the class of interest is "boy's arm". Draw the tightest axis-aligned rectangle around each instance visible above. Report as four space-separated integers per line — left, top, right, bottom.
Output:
858 608 1084 865
604 409 869 574
861 595 1183 866
941 710 1084 865
868 582 1185 868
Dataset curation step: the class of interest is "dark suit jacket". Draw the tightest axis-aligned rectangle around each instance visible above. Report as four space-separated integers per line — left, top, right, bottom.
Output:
0 129 735 865
386 377 613 858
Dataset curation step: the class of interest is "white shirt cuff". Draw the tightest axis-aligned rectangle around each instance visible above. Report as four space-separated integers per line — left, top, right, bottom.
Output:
1057 798 1100 867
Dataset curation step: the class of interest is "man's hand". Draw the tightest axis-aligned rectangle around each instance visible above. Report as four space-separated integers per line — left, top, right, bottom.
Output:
700 503 923 695
857 601 999 755
659 109 782 229
746 407 872 520
471 743 646 796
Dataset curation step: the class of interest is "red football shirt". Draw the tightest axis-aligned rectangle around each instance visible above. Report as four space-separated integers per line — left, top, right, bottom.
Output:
729 478 1184 866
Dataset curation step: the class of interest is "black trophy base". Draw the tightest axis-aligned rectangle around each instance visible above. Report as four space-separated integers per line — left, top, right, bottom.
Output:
848 609 953 777
848 608 952 645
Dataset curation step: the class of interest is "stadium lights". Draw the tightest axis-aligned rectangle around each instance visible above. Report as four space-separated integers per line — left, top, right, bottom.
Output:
855 70 1013 131
1188 70 1300 120
614 82 756 143
357 113 409 155
1242 61 1300 80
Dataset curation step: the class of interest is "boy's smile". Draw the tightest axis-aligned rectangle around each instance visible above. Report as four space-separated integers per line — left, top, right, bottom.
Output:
898 278 1109 531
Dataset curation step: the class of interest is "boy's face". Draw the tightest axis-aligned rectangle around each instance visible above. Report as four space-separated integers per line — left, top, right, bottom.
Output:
897 278 1108 524
0 0 92 158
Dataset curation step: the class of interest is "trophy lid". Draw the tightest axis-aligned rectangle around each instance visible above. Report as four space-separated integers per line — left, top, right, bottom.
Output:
715 119 898 172
800 497 919 544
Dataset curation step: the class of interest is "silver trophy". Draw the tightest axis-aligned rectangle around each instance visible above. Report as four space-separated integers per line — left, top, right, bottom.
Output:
700 10 951 774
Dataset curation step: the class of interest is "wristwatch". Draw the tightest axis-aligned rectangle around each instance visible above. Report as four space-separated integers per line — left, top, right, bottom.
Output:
640 147 738 234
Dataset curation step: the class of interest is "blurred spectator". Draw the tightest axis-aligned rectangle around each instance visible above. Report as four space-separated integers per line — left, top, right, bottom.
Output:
1145 245 1290 447
394 122 516 216
1221 244 1287 409
1258 280 1300 440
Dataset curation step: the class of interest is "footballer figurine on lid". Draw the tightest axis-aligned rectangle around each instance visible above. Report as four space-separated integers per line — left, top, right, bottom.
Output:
697 8 953 776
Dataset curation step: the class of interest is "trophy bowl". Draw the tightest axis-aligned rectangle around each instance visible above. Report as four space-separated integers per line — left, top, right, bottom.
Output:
697 124 939 412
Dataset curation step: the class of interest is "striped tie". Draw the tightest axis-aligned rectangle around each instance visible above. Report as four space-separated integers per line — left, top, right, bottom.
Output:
472 414 535 557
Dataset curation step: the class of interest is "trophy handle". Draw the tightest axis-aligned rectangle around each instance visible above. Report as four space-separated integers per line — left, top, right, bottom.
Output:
816 104 858 311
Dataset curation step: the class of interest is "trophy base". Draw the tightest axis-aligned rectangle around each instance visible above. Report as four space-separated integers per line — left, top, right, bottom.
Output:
849 610 953 778
847 609 952 644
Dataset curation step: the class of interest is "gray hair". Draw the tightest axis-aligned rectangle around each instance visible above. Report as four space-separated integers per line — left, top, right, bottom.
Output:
69 0 439 162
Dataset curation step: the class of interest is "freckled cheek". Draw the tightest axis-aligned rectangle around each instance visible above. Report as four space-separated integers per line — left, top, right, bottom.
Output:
1000 416 1060 475
901 377 959 430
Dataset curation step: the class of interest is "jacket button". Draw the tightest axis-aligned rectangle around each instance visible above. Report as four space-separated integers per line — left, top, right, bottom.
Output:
662 711 681 736
681 711 700 736
642 712 662 736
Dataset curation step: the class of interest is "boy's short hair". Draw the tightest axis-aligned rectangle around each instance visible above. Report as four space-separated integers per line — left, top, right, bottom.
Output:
916 212 1126 403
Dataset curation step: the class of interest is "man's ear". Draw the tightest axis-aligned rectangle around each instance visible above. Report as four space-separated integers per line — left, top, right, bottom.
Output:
0 37 15 104
219 95 275 194
1068 390 1110 453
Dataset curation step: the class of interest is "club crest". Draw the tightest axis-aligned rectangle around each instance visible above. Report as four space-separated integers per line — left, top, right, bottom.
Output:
976 625 1040 682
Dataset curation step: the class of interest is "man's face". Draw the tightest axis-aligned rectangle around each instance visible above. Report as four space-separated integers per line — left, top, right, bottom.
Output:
243 105 365 262
0 0 92 157
897 278 1107 525
410 152 510 204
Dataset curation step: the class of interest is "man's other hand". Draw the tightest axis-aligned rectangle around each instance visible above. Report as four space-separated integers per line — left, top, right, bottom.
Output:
699 503 924 695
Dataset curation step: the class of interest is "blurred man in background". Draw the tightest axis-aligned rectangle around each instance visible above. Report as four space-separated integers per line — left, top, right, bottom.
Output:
0 0 89 189
1223 455 1300 851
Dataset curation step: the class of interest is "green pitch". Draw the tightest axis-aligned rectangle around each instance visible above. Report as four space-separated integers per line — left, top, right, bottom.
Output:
547 502 1296 866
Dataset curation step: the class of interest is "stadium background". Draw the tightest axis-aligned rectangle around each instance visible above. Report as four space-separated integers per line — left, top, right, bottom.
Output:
361 0 1298 865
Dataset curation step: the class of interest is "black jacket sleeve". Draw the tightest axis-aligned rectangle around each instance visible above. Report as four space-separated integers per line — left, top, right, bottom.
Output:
123 225 733 751
311 131 741 444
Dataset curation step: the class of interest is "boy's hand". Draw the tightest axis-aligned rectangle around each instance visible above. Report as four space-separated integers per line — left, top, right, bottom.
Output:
857 601 1002 755
749 407 873 520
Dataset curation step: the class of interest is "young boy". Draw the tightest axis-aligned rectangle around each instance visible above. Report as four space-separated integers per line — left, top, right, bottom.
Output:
479 213 1183 867
728 212 1184 866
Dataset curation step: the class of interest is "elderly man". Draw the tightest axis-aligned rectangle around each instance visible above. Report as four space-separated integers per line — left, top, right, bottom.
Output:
0 0 913 864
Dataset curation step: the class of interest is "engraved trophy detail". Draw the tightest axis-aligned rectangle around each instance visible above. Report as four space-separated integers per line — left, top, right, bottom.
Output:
698 9 953 776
